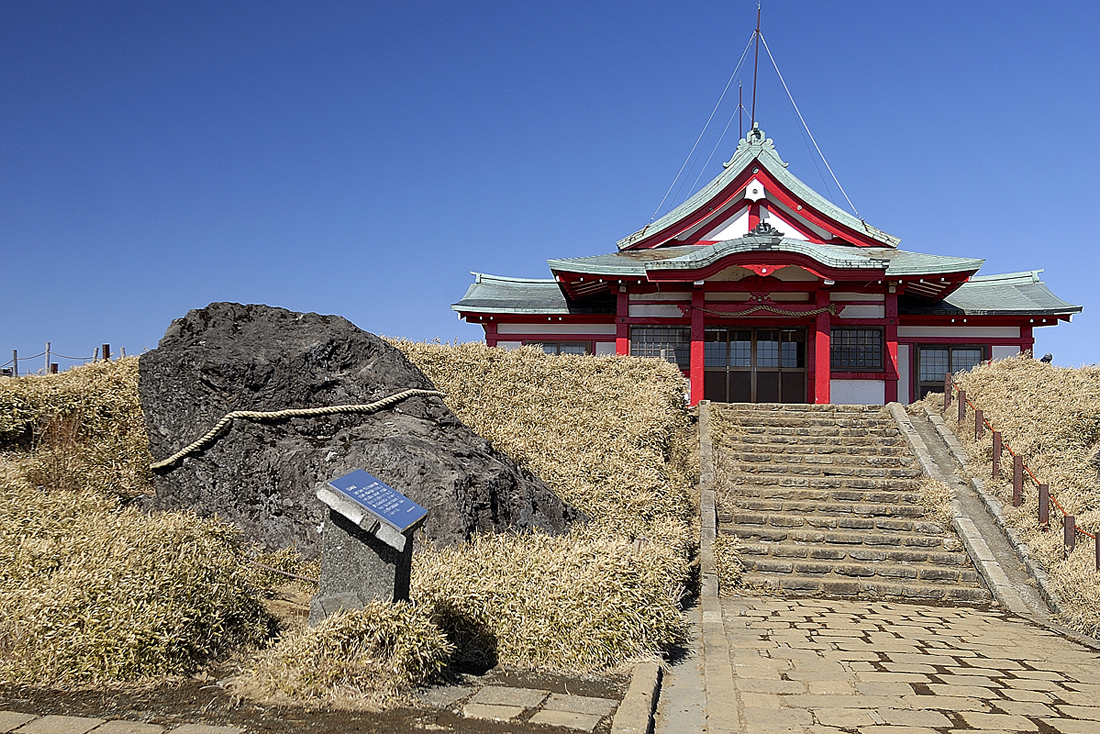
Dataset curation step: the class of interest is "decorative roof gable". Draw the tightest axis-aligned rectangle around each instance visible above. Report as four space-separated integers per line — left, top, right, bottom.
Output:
616 123 901 251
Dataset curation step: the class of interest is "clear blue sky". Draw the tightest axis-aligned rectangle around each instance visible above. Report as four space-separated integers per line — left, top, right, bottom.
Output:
3 1 1098 370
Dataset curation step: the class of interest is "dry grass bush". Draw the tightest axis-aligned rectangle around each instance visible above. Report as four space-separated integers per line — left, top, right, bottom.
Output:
237 601 452 709
917 477 956 532
1 359 152 499
392 342 696 670
0 362 276 684
711 533 743 592
935 355 1100 637
708 409 746 591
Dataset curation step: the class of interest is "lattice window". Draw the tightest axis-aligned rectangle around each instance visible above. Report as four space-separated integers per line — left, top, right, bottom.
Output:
830 328 884 371
630 326 691 370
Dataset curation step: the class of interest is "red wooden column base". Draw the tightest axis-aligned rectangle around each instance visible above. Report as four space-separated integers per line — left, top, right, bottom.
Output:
689 290 705 406
884 291 899 403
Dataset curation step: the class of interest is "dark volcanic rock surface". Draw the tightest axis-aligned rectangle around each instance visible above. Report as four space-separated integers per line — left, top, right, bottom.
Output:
139 302 579 557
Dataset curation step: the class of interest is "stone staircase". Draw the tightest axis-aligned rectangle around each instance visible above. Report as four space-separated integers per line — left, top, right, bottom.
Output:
713 403 990 604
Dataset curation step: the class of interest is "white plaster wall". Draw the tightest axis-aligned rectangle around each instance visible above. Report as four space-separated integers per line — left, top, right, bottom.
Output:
898 326 1020 338
992 345 1022 360
497 323 618 335
830 379 886 405
760 208 808 241
496 341 523 350
595 342 617 355
897 344 911 404
838 304 885 319
705 207 750 241
629 304 685 318
706 292 751 301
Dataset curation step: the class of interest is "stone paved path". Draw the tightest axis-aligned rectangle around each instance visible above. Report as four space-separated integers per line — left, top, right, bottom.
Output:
713 594 1099 734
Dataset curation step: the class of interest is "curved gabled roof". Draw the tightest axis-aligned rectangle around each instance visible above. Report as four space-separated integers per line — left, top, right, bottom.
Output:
901 271 1082 318
616 123 901 250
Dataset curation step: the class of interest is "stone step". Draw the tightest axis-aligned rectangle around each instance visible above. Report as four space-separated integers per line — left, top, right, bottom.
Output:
740 556 982 585
717 413 894 427
719 486 923 505
724 451 916 468
722 474 922 491
715 404 883 415
743 574 991 604
721 461 923 480
721 525 957 550
725 498 928 518
719 440 913 456
733 425 901 437
729 511 944 534
736 541 972 567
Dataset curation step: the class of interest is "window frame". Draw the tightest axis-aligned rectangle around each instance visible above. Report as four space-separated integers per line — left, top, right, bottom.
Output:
830 327 885 372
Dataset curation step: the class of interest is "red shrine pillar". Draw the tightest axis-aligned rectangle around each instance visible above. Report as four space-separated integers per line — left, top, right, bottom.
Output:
689 289 705 406
484 322 498 348
813 290 831 404
615 289 630 355
884 291 899 403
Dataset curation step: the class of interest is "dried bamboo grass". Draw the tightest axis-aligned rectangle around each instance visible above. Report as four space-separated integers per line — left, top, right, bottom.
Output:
0 361 274 683
237 601 452 708
393 342 696 670
938 355 1100 636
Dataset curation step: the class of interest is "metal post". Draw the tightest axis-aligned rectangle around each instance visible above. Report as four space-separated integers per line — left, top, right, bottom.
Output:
11 350 16 377
958 389 967 423
1012 455 1023 507
1064 515 1076 556
943 373 952 410
1039 484 1049 527
44 342 50 375
992 431 1002 478
975 409 984 440
93 347 100 362
102 344 111 362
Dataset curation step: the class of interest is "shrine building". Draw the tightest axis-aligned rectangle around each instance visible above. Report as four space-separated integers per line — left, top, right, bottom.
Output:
453 124 1080 406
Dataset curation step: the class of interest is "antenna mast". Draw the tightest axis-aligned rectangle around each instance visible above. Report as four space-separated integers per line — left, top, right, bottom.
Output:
750 3 761 124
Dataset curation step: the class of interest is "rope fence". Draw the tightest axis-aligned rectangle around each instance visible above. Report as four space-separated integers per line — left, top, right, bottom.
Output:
943 372 1099 570
1 343 123 376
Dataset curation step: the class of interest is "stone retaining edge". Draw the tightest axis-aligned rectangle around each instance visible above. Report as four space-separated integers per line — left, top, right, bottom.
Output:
886 403 1024 612
610 661 662 734
919 405 1069 618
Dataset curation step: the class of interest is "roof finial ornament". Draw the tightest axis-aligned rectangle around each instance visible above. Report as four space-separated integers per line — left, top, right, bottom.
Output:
746 220 784 239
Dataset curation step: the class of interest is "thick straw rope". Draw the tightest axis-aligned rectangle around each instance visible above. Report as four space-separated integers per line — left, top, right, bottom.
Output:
150 388 444 471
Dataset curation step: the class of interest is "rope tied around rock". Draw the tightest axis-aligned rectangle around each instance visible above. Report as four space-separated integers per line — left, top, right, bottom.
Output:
150 388 445 471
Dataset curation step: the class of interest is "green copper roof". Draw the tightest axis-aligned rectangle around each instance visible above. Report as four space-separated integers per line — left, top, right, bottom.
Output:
900 271 1082 317
549 234 982 279
452 273 613 315
616 124 901 250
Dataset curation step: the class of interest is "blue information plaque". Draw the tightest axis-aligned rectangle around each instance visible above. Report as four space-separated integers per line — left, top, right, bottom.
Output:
327 469 428 533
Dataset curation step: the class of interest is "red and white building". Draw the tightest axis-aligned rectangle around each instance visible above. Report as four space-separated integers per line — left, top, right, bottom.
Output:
454 124 1080 406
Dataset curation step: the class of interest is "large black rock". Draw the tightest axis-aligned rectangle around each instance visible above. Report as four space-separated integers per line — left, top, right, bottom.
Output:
138 302 580 557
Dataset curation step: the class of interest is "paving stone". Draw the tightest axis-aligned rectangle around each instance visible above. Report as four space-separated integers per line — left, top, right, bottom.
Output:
898 694 990 712
528 709 603 731
467 686 548 708
734 678 806 694
1041 718 1100 734
91 724 165 734
542 694 617 717
0 713 35 734
807 680 855 695
16 716 105 734
958 711 1039 731
994 700 1057 717
878 708 952 727
813 707 878 728
1055 704 1100 720
927 683 994 699
164 727 242 734
741 706 812 730
416 685 475 709
462 703 525 721
855 727 937 734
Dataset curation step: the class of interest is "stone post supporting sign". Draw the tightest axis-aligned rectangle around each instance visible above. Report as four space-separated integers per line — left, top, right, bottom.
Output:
309 469 428 626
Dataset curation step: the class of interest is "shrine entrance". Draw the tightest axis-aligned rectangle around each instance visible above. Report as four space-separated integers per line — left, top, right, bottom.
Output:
704 327 807 403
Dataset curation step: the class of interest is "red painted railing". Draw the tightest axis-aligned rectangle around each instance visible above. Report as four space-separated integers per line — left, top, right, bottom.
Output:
944 373 1099 570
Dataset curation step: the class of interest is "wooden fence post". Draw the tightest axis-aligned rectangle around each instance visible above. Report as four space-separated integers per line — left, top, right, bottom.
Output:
50 363 58 374
102 344 111 362
1012 455 1023 507
958 389 966 423
944 373 952 410
1039 484 1049 527
93 347 100 362
1064 515 1076 556
992 431 1002 478
975 409 984 440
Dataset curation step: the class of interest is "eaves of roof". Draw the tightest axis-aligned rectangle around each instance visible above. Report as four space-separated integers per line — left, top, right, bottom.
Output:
900 270 1082 317
452 273 613 315
616 125 901 250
